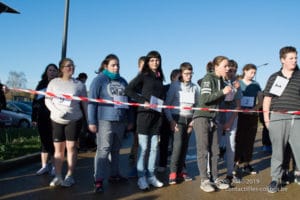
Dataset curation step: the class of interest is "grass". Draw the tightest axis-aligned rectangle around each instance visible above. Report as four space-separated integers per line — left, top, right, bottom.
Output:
0 127 41 161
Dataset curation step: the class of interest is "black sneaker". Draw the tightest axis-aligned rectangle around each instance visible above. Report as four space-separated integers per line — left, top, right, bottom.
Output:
243 165 258 175
223 176 233 186
94 180 104 193
294 173 300 185
232 164 240 175
232 175 242 184
281 170 291 185
267 180 281 193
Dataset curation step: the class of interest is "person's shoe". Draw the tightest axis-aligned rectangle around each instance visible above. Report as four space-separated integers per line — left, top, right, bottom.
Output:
232 164 240 175
169 172 177 185
177 172 193 182
108 175 128 183
61 176 75 187
94 179 104 193
243 165 258 175
200 179 215 192
214 178 230 190
281 170 291 185
36 165 49 175
232 175 242 184
49 176 63 187
137 176 149 190
268 180 281 193
294 173 300 185
147 176 164 188
223 176 233 186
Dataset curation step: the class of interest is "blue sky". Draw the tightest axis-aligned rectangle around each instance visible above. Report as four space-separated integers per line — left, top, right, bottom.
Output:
1 0 299 91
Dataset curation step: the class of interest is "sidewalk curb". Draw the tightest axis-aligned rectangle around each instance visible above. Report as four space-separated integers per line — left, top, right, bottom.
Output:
0 152 40 173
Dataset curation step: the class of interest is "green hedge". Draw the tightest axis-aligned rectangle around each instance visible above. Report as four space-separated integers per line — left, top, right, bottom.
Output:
0 128 41 161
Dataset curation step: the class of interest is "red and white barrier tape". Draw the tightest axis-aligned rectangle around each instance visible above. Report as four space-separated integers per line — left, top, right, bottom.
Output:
13 88 300 115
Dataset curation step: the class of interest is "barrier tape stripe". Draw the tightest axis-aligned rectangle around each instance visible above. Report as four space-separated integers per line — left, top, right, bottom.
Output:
13 88 300 115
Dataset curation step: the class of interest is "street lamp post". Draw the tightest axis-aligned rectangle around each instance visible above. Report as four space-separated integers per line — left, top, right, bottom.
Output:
61 0 70 59
255 63 269 80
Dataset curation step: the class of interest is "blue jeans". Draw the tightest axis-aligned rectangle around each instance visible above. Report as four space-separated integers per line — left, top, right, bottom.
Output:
94 120 126 181
137 133 159 178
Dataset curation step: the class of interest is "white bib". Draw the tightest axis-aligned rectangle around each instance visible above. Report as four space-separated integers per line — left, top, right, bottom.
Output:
269 76 289 96
179 91 195 104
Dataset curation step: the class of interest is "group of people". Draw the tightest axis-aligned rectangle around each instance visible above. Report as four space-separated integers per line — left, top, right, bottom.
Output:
29 46 298 194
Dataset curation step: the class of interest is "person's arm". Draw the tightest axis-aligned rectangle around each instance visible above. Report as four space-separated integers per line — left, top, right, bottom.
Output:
44 80 67 118
263 96 272 128
200 76 232 105
88 76 101 133
164 82 176 123
125 74 147 104
255 91 264 110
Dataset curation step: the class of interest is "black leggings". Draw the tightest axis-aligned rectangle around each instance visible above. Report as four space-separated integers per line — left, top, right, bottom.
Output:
38 118 54 155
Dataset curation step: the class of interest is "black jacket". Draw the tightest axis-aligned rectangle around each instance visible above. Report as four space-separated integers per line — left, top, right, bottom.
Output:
125 71 165 134
32 80 50 122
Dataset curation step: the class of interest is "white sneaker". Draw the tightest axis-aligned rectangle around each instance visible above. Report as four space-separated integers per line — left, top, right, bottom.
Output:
49 176 63 187
61 176 75 187
214 178 230 190
147 176 164 188
137 176 149 190
36 165 49 175
200 179 215 192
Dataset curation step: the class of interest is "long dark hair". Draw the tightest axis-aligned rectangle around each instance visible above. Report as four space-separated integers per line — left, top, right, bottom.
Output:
41 63 58 81
141 50 165 81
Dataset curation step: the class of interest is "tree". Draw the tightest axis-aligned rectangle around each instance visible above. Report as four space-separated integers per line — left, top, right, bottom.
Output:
6 71 27 89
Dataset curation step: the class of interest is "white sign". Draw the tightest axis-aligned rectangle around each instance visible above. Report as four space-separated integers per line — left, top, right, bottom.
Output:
269 76 289 96
150 96 164 112
179 91 195 104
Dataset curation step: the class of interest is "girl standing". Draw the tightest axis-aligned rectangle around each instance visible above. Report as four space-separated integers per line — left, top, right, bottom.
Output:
234 64 263 176
32 64 58 176
45 58 87 187
125 50 165 190
88 54 133 193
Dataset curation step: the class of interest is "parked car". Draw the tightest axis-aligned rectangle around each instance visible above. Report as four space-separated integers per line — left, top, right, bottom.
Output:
6 101 32 116
2 101 32 128
0 111 13 127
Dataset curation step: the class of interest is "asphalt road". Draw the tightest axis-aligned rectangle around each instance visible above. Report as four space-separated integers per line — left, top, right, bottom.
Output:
0 128 299 200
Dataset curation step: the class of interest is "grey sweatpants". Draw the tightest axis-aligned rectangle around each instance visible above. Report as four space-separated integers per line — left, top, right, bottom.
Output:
269 113 300 181
94 120 126 181
193 117 219 181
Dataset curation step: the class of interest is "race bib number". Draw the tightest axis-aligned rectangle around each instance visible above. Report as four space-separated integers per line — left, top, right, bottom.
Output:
52 96 72 106
241 96 254 108
269 76 289 96
150 96 164 113
114 95 129 109
179 91 195 104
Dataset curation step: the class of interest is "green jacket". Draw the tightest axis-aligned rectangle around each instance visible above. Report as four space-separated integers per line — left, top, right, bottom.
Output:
193 72 225 119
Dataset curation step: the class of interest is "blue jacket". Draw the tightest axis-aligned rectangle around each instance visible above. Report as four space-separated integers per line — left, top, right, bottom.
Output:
88 73 132 125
